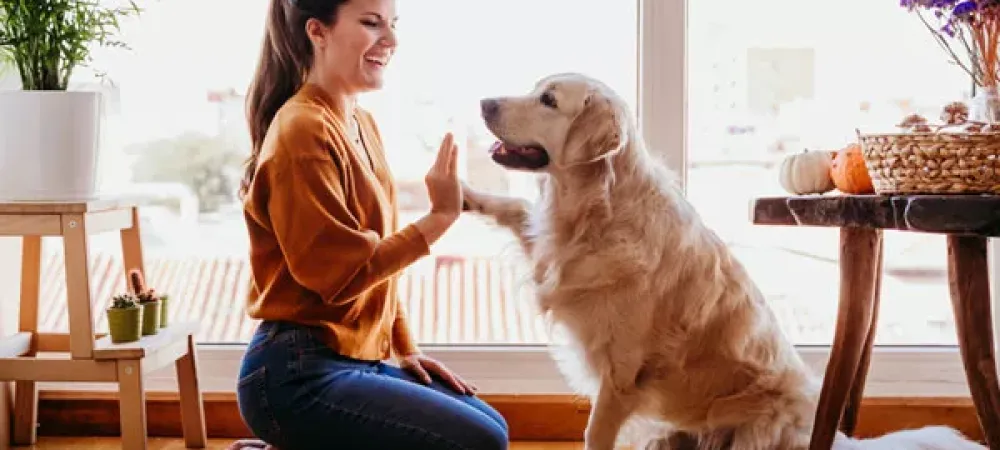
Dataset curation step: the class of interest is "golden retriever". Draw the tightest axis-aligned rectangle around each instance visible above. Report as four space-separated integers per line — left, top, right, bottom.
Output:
460 73 986 450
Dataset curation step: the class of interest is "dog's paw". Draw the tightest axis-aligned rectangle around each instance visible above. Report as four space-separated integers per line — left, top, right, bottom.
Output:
461 182 487 213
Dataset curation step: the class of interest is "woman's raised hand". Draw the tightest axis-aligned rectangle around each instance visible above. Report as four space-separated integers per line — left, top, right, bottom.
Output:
413 132 462 245
424 132 461 217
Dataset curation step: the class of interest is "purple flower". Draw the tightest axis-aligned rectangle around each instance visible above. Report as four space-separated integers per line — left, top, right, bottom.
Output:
901 0 1000 89
953 0 979 15
901 0 961 10
942 21 957 36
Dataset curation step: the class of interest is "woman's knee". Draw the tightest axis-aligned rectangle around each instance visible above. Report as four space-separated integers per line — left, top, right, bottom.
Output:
454 415 508 450
483 420 510 450
453 411 510 450
406 397 508 450
471 398 509 433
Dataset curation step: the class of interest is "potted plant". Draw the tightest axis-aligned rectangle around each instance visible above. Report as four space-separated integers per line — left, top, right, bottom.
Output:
137 289 160 336
128 269 160 336
106 293 141 344
0 0 141 201
158 293 170 328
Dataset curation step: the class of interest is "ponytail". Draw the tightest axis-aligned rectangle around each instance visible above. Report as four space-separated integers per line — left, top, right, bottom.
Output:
240 0 346 199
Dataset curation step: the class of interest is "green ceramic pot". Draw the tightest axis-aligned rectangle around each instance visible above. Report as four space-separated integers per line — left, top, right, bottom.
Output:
158 296 169 328
140 300 161 336
107 306 141 344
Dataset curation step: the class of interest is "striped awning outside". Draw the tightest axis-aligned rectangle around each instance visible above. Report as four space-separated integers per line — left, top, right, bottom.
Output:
35 250 550 345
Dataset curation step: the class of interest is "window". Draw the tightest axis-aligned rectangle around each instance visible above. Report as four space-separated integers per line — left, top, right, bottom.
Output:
15 0 638 350
0 0 984 397
687 0 971 346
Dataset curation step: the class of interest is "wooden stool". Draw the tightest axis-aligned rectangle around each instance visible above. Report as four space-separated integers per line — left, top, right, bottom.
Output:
752 194 1000 450
0 199 207 449
0 378 10 450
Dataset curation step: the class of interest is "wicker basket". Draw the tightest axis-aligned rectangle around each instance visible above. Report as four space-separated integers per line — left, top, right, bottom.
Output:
858 132 1000 195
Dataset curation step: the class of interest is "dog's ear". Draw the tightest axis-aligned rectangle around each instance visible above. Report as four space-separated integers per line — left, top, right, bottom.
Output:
562 92 625 167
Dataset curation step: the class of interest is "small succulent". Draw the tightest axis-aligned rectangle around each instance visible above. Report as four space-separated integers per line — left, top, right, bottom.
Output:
110 293 138 309
136 288 159 303
128 269 146 293
128 268 159 303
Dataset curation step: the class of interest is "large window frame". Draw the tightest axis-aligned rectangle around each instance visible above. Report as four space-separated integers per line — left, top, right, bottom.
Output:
34 0 994 398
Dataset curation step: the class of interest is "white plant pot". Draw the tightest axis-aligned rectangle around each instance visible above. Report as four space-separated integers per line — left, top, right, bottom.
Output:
0 91 103 201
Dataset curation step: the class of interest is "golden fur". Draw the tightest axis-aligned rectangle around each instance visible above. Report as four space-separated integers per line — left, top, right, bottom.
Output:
461 73 986 450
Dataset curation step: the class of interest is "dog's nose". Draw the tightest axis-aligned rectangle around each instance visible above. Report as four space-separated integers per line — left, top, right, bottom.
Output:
480 98 500 120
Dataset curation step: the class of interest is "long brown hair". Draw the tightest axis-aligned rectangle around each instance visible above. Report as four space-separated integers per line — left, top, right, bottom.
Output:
240 0 349 198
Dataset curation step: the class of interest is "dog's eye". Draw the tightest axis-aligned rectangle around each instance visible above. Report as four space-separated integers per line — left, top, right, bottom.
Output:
540 92 557 109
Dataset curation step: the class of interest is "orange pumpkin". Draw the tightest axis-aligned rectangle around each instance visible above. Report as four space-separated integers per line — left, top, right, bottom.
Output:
830 143 875 194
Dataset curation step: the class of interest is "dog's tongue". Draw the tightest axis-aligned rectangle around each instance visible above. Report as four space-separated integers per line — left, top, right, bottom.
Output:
489 140 506 155
489 141 540 156
488 139 550 169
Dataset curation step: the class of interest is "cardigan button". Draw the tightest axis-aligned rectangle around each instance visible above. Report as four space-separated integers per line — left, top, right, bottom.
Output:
380 336 390 353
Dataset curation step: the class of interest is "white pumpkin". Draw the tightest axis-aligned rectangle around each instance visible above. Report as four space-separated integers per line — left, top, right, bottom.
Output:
778 150 835 195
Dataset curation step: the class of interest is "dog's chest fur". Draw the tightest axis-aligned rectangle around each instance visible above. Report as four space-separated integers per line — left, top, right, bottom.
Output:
522 174 679 398
526 183 648 313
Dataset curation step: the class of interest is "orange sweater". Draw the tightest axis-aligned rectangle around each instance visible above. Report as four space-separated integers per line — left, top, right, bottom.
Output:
242 83 429 361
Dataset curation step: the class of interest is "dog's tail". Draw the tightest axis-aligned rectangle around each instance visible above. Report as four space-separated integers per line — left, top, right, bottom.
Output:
833 426 986 450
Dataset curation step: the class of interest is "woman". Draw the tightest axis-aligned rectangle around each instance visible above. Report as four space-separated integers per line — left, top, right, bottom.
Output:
234 0 509 448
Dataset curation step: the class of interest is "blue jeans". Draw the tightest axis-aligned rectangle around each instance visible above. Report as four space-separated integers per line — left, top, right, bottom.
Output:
236 321 509 450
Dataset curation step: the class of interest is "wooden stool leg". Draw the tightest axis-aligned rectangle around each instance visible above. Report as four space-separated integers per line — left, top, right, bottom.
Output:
62 215 96 360
13 236 41 446
117 359 147 450
809 227 882 450
0 381 10 450
176 335 207 448
946 235 1000 449
841 241 884 436
10 383 35 447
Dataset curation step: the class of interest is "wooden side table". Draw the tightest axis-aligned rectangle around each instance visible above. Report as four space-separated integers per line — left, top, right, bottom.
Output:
752 194 1000 450
0 199 207 450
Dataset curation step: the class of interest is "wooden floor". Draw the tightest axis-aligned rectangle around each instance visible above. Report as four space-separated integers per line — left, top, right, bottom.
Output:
12 437 585 449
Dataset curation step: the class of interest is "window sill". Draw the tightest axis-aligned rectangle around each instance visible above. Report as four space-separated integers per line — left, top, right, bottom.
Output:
35 344 972 398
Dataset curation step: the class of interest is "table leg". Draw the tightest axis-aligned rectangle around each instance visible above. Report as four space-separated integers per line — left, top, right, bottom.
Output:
841 241 883 436
946 235 1000 449
13 235 41 446
810 227 882 450
176 335 207 448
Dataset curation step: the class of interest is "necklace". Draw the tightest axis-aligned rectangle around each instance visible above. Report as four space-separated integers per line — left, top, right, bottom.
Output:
347 114 373 170
350 118 363 147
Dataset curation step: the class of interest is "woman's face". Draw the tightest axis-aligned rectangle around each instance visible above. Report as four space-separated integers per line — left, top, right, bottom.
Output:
308 0 398 95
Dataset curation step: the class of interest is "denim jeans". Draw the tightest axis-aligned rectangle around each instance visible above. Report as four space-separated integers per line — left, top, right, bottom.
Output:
236 321 510 450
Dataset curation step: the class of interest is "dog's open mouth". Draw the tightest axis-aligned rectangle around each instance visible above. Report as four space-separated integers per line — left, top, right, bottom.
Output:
488 141 550 170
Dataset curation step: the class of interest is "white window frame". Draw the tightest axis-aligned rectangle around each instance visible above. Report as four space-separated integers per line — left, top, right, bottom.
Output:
39 0 987 398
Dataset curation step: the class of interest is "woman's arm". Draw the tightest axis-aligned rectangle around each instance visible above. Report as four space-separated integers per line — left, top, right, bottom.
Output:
412 212 458 244
261 115 434 306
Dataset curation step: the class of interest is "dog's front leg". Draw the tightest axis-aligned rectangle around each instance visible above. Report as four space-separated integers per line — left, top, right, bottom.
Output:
585 382 638 450
462 183 534 255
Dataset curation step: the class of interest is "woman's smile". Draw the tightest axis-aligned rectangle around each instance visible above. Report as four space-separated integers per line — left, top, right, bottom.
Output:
364 51 390 72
